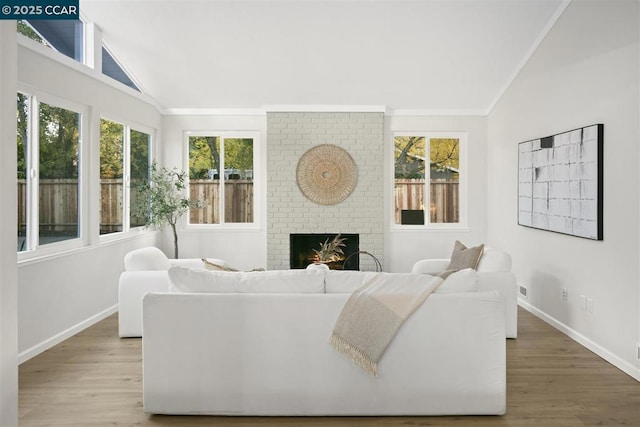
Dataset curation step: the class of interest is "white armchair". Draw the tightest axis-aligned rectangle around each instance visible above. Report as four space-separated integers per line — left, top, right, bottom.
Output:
412 247 518 338
118 247 221 337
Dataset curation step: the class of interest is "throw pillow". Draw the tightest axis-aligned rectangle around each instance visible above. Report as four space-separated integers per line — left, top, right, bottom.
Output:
435 268 480 293
202 258 265 272
446 241 484 271
202 258 238 271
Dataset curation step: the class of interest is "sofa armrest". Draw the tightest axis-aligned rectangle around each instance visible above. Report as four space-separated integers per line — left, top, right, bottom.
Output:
118 271 172 337
477 271 518 338
477 248 512 272
411 259 449 274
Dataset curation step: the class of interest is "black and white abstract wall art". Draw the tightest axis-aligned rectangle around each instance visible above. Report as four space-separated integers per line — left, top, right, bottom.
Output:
518 124 603 240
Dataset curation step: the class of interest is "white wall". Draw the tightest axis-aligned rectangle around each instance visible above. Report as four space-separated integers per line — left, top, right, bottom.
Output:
160 114 268 269
17 40 162 359
487 0 640 378
0 21 19 427
385 115 488 272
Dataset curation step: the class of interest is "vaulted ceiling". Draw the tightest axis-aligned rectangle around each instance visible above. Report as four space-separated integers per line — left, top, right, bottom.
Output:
80 0 567 113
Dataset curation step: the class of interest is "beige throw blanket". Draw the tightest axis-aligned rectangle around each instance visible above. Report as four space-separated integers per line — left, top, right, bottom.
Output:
329 273 443 376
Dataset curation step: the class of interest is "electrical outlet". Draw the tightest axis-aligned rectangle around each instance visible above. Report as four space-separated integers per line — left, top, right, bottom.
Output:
586 298 594 313
560 288 568 302
580 295 587 310
637 344 640 360
519 285 528 299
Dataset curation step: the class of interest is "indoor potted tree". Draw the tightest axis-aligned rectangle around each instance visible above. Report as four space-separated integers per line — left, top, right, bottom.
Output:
131 162 203 258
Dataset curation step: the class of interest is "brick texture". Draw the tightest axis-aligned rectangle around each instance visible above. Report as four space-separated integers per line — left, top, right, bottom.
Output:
267 112 384 270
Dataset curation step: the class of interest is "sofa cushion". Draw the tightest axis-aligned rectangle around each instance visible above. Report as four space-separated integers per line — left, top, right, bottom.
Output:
435 268 479 293
446 241 484 270
325 271 442 294
168 267 325 294
324 270 378 293
124 247 171 271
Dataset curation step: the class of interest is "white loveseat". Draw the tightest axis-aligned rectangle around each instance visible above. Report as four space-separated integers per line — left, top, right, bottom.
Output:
142 268 506 416
411 247 518 338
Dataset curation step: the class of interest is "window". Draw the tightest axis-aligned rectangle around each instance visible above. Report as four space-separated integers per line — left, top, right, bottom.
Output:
100 119 124 235
393 133 466 226
129 129 151 227
188 134 256 225
18 92 83 252
99 119 151 236
102 47 140 91
39 101 81 243
17 94 29 251
17 19 83 62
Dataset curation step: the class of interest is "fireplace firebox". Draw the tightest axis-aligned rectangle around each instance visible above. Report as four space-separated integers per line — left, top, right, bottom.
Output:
290 233 359 270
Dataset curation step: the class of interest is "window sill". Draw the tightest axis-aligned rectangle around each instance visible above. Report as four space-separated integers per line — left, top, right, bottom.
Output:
18 228 156 266
389 224 471 232
18 237 88 265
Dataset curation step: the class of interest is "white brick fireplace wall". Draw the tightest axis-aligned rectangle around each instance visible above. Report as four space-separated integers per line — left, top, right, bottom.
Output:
267 112 384 270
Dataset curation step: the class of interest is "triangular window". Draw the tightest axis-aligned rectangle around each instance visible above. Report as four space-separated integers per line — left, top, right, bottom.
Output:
17 19 83 62
102 47 140 91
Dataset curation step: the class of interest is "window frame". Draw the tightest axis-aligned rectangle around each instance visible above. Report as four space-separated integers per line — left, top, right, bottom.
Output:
17 89 89 260
390 131 468 231
17 88 156 261
184 130 261 230
98 117 126 237
15 28 158 263
128 126 153 230
98 118 154 243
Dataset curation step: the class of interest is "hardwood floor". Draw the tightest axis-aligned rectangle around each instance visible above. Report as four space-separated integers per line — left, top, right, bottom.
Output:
19 307 640 426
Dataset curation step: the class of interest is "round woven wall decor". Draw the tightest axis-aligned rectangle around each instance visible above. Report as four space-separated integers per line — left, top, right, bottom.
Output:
296 144 357 205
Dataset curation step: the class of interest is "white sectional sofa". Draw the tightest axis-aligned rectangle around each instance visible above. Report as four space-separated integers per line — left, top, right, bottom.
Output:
142 269 506 416
119 246 518 339
411 247 518 338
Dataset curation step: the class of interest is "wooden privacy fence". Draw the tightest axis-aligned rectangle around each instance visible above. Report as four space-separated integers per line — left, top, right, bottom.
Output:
101 179 124 233
18 179 79 235
18 179 456 231
394 179 459 223
18 179 255 231
189 179 253 224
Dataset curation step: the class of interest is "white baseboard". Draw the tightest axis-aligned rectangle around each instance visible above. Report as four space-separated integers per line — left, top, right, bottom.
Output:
518 298 640 382
18 304 118 365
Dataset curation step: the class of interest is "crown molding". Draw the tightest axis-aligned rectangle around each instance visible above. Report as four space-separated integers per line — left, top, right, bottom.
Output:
162 108 267 116
263 104 387 113
387 108 488 117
